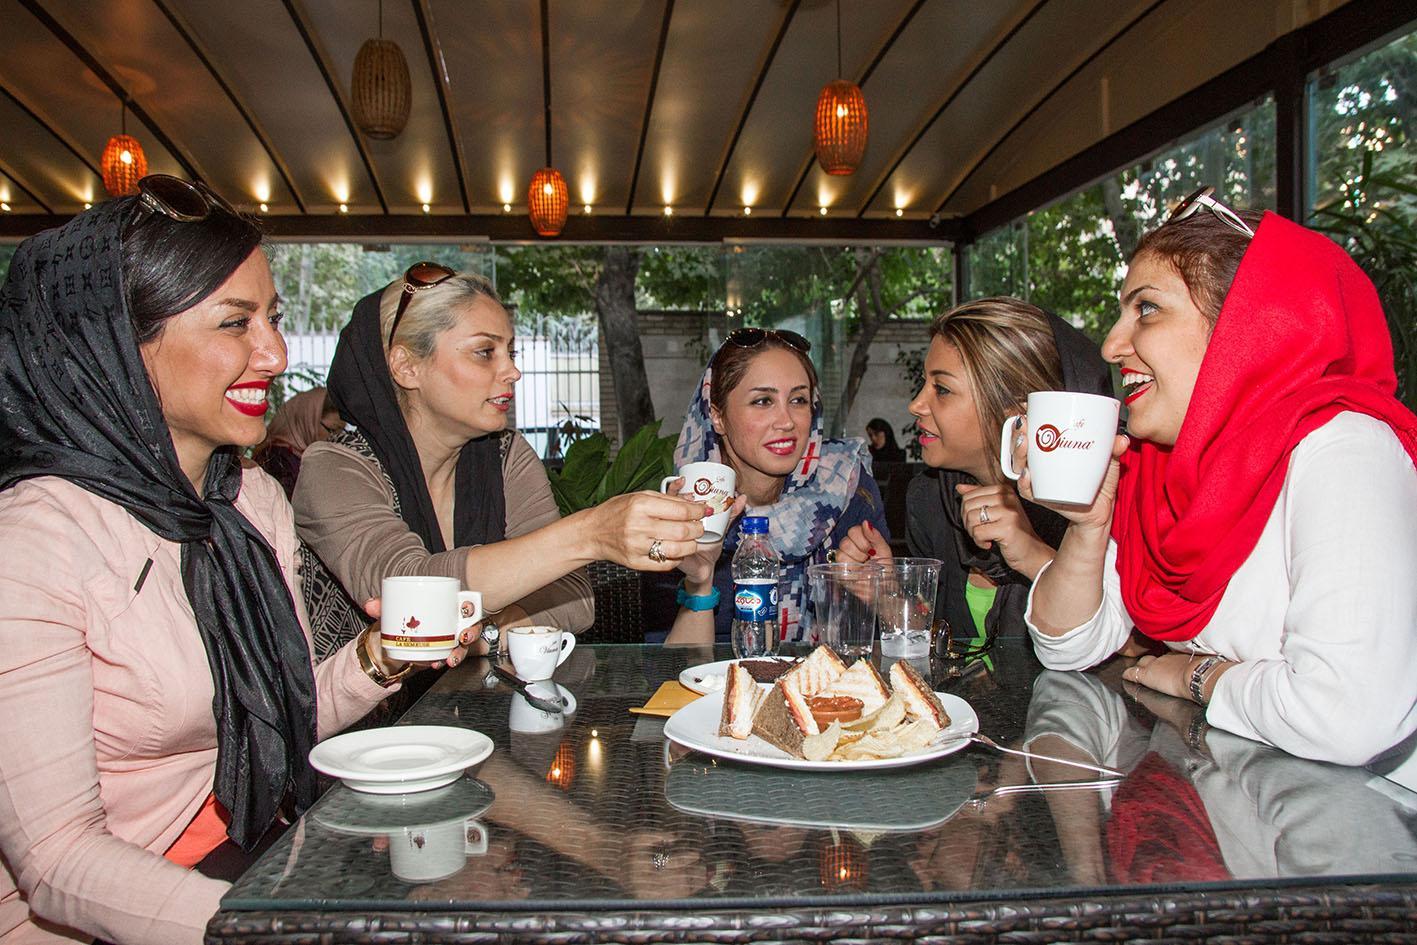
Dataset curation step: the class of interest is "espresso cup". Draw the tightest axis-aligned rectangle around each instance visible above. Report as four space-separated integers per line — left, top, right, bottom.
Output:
506 626 576 681
388 819 469 884
380 576 482 663
661 461 736 543
999 391 1121 506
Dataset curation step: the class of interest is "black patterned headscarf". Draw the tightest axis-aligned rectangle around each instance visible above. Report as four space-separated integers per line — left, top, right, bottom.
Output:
0 200 318 850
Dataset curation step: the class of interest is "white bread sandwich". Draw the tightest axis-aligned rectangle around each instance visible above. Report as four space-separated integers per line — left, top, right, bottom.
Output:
822 659 892 715
888 659 951 733
717 662 764 740
751 646 847 756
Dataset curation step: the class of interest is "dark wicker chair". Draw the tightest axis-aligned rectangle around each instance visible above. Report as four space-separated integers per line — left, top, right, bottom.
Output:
582 560 647 643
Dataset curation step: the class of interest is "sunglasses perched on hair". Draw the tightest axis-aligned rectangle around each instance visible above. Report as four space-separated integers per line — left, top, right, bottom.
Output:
135 174 239 223
388 261 457 349
723 327 812 353
1164 185 1255 239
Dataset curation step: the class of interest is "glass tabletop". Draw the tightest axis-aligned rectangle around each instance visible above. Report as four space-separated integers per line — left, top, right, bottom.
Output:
222 637 1417 913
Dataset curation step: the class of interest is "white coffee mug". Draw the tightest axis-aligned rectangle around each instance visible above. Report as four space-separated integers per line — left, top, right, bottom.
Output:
506 626 576 680
999 391 1120 506
508 681 578 733
661 461 736 543
380 576 482 663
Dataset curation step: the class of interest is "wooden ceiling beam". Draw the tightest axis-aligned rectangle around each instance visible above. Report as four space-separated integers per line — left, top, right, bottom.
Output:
856 0 1051 219
148 0 307 211
279 0 389 212
410 0 471 213
934 0 1168 216
0 163 52 214
0 80 102 180
703 0 801 216
624 0 674 215
19 0 205 182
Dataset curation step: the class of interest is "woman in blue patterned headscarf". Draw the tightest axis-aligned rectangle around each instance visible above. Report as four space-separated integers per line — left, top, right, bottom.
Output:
662 329 889 644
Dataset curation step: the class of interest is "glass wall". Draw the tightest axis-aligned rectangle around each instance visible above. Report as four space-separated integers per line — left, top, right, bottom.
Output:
967 96 1277 341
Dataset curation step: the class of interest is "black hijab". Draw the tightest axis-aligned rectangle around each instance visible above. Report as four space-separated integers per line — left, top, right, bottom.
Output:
928 312 1112 640
325 286 504 552
0 200 317 850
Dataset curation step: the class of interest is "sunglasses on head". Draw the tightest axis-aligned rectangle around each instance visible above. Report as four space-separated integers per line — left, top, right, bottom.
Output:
388 261 458 349
723 327 812 353
1164 185 1255 239
135 174 239 223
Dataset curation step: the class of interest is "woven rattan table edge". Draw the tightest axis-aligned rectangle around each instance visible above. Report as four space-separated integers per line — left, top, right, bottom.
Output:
207 882 1417 943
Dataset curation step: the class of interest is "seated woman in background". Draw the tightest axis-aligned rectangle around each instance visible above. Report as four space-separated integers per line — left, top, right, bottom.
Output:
0 182 419 944
837 298 1111 651
296 264 708 662
663 328 888 644
250 386 341 497
1022 188 1417 786
865 416 906 463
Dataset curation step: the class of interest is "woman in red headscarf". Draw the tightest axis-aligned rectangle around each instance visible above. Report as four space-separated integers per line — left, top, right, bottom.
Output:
1021 188 1417 787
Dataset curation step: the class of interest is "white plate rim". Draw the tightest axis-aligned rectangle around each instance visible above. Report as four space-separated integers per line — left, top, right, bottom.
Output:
678 658 738 695
313 779 496 835
663 691 979 771
309 725 494 785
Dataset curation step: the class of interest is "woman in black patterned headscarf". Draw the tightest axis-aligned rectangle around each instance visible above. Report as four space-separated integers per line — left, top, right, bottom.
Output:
0 181 420 945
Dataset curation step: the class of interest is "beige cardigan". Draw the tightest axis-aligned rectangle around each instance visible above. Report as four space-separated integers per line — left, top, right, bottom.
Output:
293 432 593 638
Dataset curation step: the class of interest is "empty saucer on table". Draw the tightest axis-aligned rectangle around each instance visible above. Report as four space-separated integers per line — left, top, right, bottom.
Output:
309 725 494 794
313 777 496 835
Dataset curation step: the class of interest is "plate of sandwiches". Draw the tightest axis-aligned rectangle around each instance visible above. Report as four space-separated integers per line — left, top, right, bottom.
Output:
679 656 801 695
664 645 979 771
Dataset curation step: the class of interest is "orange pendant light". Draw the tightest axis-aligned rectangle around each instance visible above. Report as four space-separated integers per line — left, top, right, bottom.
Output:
813 0 868 176
351 3 410 140
101 103 146 197
528 167 569 237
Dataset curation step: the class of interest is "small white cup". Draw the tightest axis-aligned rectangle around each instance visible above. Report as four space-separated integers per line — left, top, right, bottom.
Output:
506 626 576 681
661 461 736 543
389 819 468 884
380 576 482 663
508 681 578 733
999 391 1120 506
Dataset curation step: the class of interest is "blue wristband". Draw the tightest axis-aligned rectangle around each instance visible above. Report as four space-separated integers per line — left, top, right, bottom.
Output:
676 583 721 612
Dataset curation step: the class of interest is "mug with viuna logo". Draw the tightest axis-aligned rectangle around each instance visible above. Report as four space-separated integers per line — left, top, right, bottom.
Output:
661 461 736 543
999 391 1120 506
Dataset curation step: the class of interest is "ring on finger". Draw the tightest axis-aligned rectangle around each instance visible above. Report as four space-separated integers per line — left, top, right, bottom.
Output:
648 539 668 563
978 505 991 525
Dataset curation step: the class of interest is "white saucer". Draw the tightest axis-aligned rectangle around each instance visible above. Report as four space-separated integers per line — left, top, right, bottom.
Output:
313 778 495 834
309 725 494 794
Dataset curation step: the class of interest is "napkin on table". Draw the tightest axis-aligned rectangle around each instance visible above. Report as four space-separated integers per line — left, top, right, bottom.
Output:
629 681 703 717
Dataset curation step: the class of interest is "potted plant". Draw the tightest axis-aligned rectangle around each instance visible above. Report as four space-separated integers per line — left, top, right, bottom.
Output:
545 420 678 642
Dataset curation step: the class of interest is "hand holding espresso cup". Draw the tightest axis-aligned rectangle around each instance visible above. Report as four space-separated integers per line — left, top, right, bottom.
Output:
661 461 737 543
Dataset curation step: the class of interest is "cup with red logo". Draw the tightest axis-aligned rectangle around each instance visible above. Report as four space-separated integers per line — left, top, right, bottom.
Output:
660 461 736 543
999 391 1120 506
380 576 482 663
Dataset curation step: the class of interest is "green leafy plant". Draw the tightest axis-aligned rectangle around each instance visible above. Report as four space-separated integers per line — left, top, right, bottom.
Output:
545 419 677 516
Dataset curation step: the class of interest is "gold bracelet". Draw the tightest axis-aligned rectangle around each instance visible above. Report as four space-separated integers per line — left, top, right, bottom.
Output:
355 628 417 688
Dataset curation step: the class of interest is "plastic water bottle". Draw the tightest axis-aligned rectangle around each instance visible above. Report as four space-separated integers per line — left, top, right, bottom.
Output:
730 516 779 659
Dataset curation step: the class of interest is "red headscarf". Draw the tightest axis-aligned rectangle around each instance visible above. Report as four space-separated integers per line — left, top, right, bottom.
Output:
1112 212 1417 641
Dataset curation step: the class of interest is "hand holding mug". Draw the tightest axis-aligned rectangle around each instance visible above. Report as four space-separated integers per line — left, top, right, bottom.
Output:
584 491 706 570
660 462 736 543
1011 420 1130 531
676 493 748 587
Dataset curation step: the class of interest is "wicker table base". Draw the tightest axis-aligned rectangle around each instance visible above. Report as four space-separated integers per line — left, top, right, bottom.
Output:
208 883 1417 944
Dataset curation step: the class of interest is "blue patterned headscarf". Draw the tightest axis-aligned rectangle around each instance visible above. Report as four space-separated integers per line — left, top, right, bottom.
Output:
676 361 872 641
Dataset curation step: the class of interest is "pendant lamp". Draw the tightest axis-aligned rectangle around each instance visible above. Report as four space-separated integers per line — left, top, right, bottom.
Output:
813 0 868 176
101 102 147 197
527 0 568 237
351 0 411 139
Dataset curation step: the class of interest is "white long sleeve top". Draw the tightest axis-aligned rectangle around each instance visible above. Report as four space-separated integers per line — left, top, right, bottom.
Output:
1025 412 1417 789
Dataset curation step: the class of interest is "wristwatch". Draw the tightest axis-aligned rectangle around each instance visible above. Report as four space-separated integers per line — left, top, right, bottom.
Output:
479 620 501 648
1188 655 1222 705
356 629 417 688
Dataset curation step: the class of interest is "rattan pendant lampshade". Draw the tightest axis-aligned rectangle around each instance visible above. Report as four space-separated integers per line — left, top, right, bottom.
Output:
101 103 146 197
813 0 868 176
351 2 410 139
528 167 568 237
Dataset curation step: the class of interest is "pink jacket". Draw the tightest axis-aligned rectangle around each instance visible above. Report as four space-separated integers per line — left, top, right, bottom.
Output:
0 470 391 945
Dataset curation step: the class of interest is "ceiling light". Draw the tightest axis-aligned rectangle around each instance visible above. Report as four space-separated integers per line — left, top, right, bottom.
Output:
351 3 410 139
0 202 9 213
895 207 903 217
664 205 673 217
583 204 592 214
814 0 868 176
528 168 568 237
101 100 146 197
259 202 269 213
421 202 431 213
84 202 92 210
339 203 349 213
819 206 828 216
743 206 752 216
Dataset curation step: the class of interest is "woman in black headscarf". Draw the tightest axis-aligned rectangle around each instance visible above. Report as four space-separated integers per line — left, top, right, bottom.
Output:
0 180 432 945
837 297 1112 651
293 265 707 663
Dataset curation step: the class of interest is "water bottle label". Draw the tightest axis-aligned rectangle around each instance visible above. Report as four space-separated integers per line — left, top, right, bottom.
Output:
733 582 777 622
